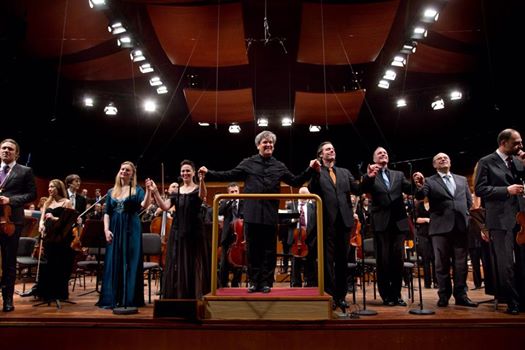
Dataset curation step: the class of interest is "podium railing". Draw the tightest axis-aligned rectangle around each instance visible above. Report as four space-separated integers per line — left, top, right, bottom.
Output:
210 193 324 296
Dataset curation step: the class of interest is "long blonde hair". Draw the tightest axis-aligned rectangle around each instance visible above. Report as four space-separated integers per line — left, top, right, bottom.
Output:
112 161 137 198
43 179 68 209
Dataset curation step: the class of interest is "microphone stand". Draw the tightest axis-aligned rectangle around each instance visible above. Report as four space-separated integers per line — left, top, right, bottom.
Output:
408 162 435 315
113 182 138 315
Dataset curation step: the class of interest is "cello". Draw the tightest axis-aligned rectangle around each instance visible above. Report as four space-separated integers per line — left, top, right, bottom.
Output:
228 218 247 267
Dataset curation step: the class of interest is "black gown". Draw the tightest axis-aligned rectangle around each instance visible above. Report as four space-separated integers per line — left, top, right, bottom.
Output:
39 207 76 301
162 188 211 299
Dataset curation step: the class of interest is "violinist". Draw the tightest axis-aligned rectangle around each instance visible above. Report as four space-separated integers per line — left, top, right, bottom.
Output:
309 141 361 312
413 153 477 308
475 128 525 315
0 138 37 312
65 174 87 215
218 182 243 288
286 186 317 288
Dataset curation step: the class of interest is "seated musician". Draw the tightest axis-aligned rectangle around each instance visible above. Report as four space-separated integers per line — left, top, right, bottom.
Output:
21 179 76 302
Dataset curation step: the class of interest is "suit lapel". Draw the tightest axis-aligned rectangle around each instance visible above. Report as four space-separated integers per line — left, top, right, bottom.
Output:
0 163 17 189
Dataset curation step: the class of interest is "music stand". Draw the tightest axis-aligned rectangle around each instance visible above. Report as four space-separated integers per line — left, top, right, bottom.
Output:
77 219 106 296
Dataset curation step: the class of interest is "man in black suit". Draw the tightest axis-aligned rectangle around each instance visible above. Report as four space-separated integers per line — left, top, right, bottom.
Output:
218 182 243 288
65 174 87 215
199 130 320 293
475 128 525 315
360 147 411 306
413 153 477 308
286 186 317 288
309 142 360 311
0 138 37 312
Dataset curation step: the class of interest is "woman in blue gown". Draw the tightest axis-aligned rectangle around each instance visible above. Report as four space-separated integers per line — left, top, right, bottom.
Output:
98 161 152 309
149 160 210 299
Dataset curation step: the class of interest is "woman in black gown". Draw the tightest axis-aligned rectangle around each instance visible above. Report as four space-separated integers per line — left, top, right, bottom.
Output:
149 160 210 299
37 179 76 302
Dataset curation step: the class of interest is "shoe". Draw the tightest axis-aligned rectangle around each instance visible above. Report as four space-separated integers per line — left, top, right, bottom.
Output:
19 286 38 298
339 299 349 309
394 298 407 307
261 286 271 293
437 297 449 307
506 303 520 315
2 298 14 312
247 284 257 293
455 296 478 308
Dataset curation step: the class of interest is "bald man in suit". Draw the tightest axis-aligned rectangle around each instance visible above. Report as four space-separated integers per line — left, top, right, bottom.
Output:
413 153 476 308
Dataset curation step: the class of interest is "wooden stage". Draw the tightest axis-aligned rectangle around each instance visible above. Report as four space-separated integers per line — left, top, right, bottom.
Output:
1 277 525 350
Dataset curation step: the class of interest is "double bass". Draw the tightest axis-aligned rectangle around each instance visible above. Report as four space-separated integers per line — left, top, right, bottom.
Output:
228 218 246 267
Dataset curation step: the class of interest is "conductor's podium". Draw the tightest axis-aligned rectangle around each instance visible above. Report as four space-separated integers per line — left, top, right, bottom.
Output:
203 287 332 320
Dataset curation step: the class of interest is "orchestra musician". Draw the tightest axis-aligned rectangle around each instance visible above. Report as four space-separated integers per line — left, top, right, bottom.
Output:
309 142 360 311
199 131 320 293
218 182 243 288
360 147 411 307
286 186 317 288
413 153 477 308
65 174 87 216
475 128 525 315
0 138 37 312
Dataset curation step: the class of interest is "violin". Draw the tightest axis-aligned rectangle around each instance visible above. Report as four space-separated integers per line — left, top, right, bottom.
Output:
516 212 525 245
0 204 16 236
349 218 362 248
291 224 308 258
228 218 247 267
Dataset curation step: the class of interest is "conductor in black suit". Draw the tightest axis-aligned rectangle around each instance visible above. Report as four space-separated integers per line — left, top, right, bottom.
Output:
218 182 243 288
309 142 360 311
199 131 320 293
413 153 477 308
0 138 37 312
475 128 525 315
360 147 411 306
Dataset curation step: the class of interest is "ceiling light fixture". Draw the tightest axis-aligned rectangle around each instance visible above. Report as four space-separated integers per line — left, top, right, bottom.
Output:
108 22 126 35
229 123 241 133
309 125 321 133
139 63 154 74
257 117 268 127
143 99 157 113
104 102 118 116
450 90 462 100
130 49 145 62
411 26 428 39
156 86 168 94
198 122 210 127
149 77 162 86
117 35 133 48
391 55 406 67
378 80 390 89
423 8 439 22
281 116 293 127
400 42 417 55
431 97 445 110
383 70 397 81
83 97 94 107
88 0 107 9
396 98 407 108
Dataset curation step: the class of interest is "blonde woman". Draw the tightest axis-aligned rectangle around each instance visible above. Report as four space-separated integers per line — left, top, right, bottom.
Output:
98 161 152 310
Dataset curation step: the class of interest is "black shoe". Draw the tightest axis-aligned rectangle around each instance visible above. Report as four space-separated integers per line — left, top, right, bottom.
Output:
339 299 349 308
383 299 395 306
455 296 478 308
3 298 14 312
247 284 257 293
506 303 520 315
261 286 271 293
394 298 407 306
19 286 38 298
437 297 449 307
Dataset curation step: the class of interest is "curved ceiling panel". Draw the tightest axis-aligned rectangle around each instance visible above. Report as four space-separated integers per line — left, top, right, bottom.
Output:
432 0 482 45
294 90 365 125
407 43 477 74
61 50 141 81
184 88 254 123
148 3 248 67
17 0 112 58
297 1 399 65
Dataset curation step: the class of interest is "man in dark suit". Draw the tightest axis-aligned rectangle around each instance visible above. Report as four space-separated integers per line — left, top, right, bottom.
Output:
475 128 525 315
360 147 411 306
0 138 37 312
413 153 477 307
65 174 87 215
199 130 320 293
286 186 317 288
218 182 243 288
309 142 360 311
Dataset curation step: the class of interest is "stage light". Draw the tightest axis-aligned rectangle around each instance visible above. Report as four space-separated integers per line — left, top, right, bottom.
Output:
130 49 145 62
450 90 462 100
391 55 406 67
149 77 162 86
378 80 390 89
117 35 133 48
411 26 428 40
431 97 445 110
396 98 407 108
423 8 439 22
309 125 321 133
139 63 154 74
383 70 396 81
198 122 210 127
257 118 268 127
143 99 157 113
83 97 94 107
156 86 168 94
281 116 293 127
104 102 118 116
401 42 417 55
229 123 241 133
89 0 107 9
108 22 126 35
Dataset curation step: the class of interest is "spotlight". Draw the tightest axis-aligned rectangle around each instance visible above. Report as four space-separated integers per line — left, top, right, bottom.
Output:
450 90 462 101
378 80 390 89
257 118 268 127
156 86 168 94
198 122 210 127
88 0 107 9
108 21 126 35
143 99 157 113
149 77 163 86
391 55 406 67
396 98 407 108
383 69 396 81
117 35 133 48
309 125 321 133
139 63 154 74
130 49 145 62
104 102 118 116
422 8 439 22
400 42 417 55
431 97 445 110
281 116 293 127
229 123 241 133
83 97 94 107
411 26 428 40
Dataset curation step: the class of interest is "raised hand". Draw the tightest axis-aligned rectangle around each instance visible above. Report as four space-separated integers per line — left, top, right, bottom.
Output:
367 164 381 177
412 172 425 187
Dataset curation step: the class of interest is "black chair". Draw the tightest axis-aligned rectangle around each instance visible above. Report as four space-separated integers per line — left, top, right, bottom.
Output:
360 237 378 299
72 247 105 293
142 233 163 303
16 237 44 292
